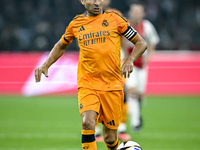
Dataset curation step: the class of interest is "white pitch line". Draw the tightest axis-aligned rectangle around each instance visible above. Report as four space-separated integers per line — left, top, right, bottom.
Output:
0 65 77 68
0 133 79 139
0 132 199 140
0 81 77 84
136 132 199 139
0 148 194 150
0 148 81 150
149 66 200 69
148 82 200 85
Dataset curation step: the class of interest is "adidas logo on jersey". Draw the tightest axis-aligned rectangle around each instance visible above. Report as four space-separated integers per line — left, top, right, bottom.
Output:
83 146 89 149
107 120 115 126
78 26 85 32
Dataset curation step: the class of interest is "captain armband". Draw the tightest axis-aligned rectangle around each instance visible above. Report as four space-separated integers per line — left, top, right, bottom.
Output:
122 26 138 41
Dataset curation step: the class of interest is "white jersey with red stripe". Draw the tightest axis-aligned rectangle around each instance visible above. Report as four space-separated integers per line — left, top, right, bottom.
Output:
125 19 160 93
126 19 160 68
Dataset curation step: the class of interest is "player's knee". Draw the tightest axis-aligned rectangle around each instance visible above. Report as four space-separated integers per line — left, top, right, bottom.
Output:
82 119 95 130
103 132 117 144
104 136 116 144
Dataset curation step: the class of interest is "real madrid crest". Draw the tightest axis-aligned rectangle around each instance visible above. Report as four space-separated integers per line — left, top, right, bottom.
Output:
102 19 109 27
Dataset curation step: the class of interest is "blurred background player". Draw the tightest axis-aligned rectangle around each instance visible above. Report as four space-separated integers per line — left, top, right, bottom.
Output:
122 2 160 132
95 0 131 142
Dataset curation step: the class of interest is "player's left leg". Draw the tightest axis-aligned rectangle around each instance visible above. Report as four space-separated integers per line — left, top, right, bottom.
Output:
103 125 119 150
97 90 123 149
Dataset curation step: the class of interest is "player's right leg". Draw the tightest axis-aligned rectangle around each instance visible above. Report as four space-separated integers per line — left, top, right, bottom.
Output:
81 110 97 150
78 88 101 150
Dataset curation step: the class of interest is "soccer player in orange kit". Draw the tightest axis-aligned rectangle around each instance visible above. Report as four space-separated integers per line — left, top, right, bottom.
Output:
34 0 147 149
94 0 131 142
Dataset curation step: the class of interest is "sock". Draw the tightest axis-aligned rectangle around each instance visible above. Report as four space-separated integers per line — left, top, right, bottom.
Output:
95 124 101 136
128 97 141 127
118 123 126 133
118 102 128 133
82 130 97 150
95 119 101 136
105 137 119 150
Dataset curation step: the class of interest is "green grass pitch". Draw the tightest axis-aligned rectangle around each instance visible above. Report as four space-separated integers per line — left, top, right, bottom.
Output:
0 95 200 150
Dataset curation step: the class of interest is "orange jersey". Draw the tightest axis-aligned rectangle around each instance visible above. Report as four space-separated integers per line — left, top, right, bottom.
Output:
61 11 137 91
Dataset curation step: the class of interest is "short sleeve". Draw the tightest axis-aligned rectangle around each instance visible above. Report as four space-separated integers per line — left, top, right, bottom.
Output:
112 13 138 41
144 20 160 45
61 21 75 44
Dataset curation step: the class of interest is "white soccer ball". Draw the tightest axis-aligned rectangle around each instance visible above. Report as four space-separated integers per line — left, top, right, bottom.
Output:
117 141 142 150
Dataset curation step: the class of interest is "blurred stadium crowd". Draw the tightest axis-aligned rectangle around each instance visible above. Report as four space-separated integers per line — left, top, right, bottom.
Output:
0 0 200 51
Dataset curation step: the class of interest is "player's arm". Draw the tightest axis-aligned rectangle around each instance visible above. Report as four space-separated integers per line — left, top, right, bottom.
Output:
129 33 147 64
144 44 156 66
121 34 147 78
35 39 69 82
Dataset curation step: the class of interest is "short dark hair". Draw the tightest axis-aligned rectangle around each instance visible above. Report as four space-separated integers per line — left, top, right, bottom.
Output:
129 1 146 11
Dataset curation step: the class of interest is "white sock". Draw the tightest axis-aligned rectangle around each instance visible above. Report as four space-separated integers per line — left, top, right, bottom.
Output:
128 97 141 127
95 125 101 136
118 123 126 133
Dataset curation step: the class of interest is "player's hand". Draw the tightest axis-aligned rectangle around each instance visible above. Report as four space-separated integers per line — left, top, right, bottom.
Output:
121 57 134 78
35 66 49 82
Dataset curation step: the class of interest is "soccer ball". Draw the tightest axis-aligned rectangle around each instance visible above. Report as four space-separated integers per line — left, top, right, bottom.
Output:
117 141 142 150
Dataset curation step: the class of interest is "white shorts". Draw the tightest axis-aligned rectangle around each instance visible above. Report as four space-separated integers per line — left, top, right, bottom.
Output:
125 66 147 94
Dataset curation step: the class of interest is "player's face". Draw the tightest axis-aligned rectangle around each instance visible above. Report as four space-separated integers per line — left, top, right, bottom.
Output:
129 4 145 23
81 0 104 16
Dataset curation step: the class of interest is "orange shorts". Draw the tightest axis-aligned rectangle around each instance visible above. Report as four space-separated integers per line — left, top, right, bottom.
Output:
78 88 124 130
